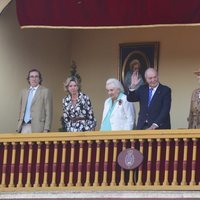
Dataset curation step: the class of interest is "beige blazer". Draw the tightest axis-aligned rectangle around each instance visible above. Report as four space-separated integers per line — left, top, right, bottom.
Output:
17 85 53 133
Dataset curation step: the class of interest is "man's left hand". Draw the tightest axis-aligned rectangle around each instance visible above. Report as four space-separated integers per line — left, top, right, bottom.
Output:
146 123 158 130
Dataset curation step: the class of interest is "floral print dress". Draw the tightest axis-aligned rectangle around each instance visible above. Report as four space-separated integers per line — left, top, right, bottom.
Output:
63 92 96 132
188 88 200 128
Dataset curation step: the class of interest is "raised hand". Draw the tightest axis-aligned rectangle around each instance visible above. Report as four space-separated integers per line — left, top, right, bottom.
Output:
130 71 141 89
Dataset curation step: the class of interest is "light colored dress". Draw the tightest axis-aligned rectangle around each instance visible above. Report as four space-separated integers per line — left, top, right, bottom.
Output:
100 93 135 131
100 93 123 131
188 88 200 128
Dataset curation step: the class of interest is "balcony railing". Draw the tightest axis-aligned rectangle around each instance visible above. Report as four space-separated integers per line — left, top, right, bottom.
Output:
0 129 200 191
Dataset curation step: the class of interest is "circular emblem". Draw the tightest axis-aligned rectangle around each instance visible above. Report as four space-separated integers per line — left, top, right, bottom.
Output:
117 148 143 170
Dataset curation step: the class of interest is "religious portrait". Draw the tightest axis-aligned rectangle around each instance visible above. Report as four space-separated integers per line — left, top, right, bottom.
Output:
119 42 159 93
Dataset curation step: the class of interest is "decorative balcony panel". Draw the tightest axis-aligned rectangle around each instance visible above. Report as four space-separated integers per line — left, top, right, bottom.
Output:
0 130 200 191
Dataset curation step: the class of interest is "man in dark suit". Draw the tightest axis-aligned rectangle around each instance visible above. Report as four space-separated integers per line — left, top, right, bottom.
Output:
127 68 171 130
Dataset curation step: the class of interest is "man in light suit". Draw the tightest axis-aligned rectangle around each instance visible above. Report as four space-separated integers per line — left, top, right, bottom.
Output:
17 69 53 133
127 68 171 130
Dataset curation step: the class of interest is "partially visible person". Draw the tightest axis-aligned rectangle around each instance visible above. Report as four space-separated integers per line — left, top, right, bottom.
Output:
125 59 144 91
63 76 96 132
127 68 171 130
17 69 53 133
188 68 200 128
100 78 135 131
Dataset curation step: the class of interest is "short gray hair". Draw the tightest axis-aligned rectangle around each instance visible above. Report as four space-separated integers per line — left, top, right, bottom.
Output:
106 78 124 93
145 68 158 79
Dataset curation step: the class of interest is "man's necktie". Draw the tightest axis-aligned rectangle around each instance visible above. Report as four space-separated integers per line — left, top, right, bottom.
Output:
148 88 153 107
24 88 34 123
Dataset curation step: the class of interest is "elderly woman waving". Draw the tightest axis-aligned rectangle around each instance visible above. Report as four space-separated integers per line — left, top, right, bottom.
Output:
100 78 135 131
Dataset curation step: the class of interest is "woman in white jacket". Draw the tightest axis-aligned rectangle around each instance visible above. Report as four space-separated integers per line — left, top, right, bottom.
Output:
100 78 135 131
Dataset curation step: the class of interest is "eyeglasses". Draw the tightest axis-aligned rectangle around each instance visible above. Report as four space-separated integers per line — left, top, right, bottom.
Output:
29 75 39 79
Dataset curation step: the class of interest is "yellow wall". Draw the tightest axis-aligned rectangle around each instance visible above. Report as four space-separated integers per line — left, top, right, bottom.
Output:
70 27 200 129
0 1 199 132
0 2 71 132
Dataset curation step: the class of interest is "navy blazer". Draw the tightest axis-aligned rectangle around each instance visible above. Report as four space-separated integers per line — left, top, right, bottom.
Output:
127 84 171 129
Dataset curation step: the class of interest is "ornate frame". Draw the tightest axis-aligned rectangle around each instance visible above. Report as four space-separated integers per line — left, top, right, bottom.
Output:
119 42 159 93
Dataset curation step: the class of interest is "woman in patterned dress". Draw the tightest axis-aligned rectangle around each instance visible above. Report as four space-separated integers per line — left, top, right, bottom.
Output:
63 76 96 132
188 68 200 128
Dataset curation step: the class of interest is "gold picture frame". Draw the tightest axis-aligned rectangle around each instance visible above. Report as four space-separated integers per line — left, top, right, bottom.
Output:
119 42 159 93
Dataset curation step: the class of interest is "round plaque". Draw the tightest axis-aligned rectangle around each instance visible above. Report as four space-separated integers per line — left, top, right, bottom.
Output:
117 148 143 170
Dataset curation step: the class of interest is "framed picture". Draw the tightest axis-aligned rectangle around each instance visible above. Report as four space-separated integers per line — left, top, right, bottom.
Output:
119 42 159 93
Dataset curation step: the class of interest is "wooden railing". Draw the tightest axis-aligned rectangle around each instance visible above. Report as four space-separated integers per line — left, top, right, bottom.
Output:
0 129 200 191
